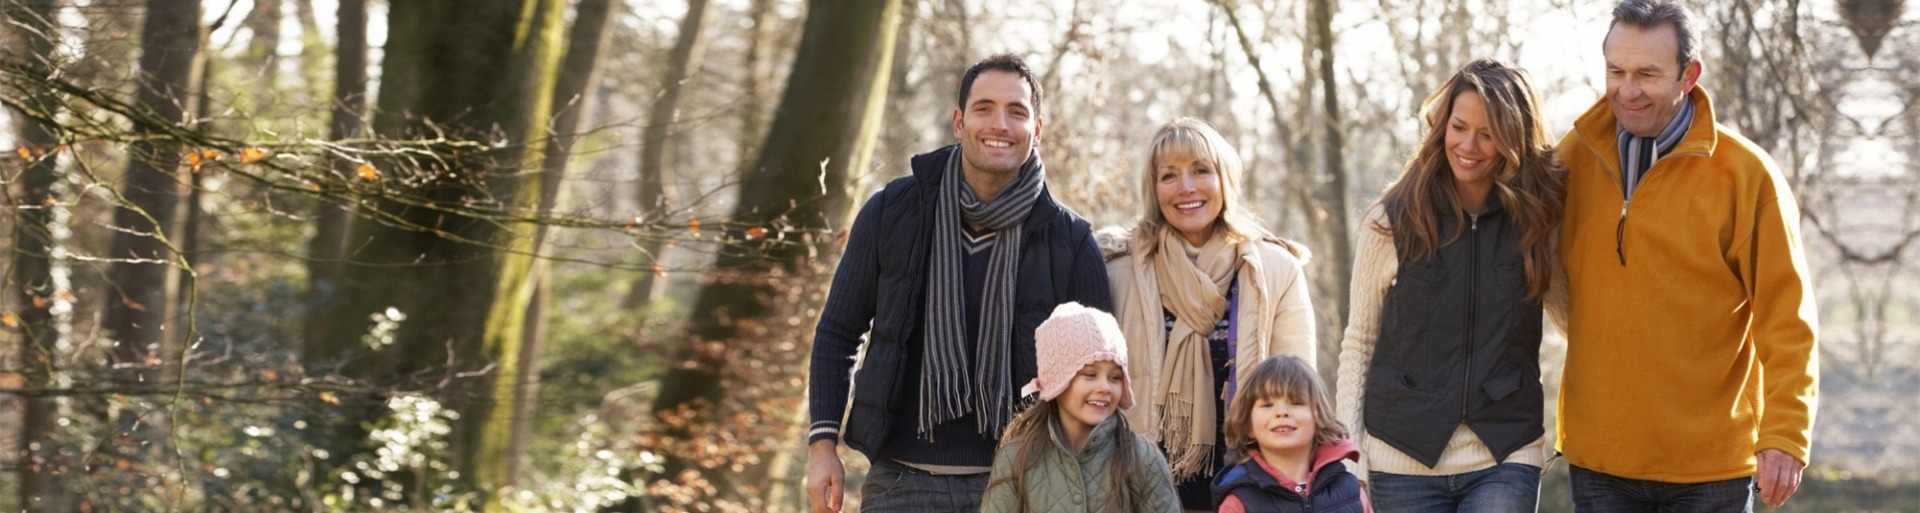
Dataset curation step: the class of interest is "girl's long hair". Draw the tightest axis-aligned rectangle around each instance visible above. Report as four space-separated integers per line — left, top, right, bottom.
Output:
1372 58 1566 298
984 399 1139 512
1222 355 1348 464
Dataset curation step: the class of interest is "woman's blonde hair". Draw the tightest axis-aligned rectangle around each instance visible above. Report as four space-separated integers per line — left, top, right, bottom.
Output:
1223 355 1348 464
1132 117 1299 257
1372 58 1566 299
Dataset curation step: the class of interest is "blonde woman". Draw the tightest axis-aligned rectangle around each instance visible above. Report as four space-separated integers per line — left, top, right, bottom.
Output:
1100 117 1316 510
1335 59 1565 512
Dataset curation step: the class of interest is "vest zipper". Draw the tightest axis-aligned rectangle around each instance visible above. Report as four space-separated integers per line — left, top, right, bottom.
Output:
1464 214 1479 424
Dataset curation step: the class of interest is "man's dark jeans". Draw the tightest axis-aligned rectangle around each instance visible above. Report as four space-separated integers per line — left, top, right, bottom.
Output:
859 460 989 512
1570 464 1754 513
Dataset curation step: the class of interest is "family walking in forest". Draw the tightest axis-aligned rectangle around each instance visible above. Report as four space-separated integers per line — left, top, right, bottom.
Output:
804 0 1820 511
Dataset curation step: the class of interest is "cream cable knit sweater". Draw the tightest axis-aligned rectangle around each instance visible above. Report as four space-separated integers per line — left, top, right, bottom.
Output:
1335 206 1548 478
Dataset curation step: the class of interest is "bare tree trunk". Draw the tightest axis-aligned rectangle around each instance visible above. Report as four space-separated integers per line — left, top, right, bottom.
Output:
627 0 712 307
1308 0 1353 372
507 0 619 490
291 0 320 39
316 0 566 502
1213 0 1310 211
739 0 777 162
1213 0 1352 375
303 0 367 358
102 0 202 474
6 2 75 509
241 0 281 87
645 0 901 503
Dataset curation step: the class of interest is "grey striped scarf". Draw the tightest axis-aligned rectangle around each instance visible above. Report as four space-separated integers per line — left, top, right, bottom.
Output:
920 146 1046 438
1617 97 1694 199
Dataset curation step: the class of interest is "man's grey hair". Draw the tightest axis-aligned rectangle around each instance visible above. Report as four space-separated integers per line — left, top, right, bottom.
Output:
1609 0 1701 69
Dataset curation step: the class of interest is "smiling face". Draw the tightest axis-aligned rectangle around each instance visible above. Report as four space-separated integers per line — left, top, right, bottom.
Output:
1249 390 1317 461
1154 147 1225 246
1604 22 1701 137
1445 91 1501 203
951 70 1042 183
1056 360 1125 447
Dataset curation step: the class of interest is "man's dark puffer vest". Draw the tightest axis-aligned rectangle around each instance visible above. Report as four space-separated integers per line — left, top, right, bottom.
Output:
839 144 1114 457
1365 193 1545 467
1212 457 1365 513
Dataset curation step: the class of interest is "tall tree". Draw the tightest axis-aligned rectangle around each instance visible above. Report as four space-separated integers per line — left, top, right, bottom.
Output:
1214 0 1353 371
508 0 619 489
101 0 202 467
240 0 281 88
6 1 75 510
302 0 367 361
738 0 778 161
312 0 567 500
646 0 901 500
1307 0 1352 367
627 0 711 307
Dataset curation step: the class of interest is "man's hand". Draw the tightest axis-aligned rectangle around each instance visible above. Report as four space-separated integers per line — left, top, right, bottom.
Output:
1755 448 1804 509
806 440 846 513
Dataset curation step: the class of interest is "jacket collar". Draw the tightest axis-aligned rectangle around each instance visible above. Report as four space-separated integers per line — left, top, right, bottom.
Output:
1045 411 1120 456
1570 87 1720 179
910 144 1062 231
1236 438 1361 494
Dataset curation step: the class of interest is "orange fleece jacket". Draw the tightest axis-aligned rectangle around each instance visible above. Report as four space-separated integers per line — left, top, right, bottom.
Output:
1555 87 1819 482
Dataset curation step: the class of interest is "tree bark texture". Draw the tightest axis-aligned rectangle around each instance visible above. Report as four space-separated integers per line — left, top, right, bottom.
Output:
645 0 901 498
6 1 76 510
1308 0 1353 371
302 0 366 367
507 0 618 490
317 0 566 499
101 0 202 465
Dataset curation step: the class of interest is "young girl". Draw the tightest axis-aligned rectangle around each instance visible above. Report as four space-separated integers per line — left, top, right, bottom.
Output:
1212 355 1370 513
982 302 1180 512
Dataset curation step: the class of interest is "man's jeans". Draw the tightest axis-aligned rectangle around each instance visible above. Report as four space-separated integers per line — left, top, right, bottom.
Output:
1370 462 1543 513
1570 464 1754 513
859 460 990 513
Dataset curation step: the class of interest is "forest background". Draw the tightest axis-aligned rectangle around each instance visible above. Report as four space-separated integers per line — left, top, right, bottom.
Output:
0 0 1910 511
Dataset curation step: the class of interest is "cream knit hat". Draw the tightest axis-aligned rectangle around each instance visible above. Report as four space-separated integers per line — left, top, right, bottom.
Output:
1022 302 1134 409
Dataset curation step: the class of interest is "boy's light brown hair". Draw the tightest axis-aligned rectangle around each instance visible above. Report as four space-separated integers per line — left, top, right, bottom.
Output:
1223 355 1350 464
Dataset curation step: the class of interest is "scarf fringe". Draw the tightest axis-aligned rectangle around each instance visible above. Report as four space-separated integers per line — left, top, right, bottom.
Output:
1157 398 1215 480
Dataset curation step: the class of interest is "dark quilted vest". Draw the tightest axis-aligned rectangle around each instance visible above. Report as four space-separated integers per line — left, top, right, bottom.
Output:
1211 459 1365 513
1365 195 1545 467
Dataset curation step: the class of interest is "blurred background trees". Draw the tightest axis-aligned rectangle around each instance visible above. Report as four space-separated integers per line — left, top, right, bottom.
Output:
0 0 1909 511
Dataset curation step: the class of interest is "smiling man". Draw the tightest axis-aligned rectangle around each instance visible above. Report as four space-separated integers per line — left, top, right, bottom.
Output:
804 54 1113 513
1553 0 1821 511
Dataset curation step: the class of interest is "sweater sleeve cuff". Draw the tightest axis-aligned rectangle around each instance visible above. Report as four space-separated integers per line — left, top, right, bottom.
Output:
808 421 841 445
1755 435 1808 466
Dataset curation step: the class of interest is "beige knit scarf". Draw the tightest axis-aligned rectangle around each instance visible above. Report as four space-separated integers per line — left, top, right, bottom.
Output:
1148 227 1238 480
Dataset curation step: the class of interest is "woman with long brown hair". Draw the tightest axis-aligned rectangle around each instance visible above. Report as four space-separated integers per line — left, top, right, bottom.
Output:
1334 59 1565 512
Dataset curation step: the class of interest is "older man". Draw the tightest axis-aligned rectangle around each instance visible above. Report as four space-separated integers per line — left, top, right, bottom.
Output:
1554 1 1820 511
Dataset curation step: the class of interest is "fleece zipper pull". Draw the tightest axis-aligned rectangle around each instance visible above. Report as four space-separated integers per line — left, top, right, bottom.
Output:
1615 201 1629 266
